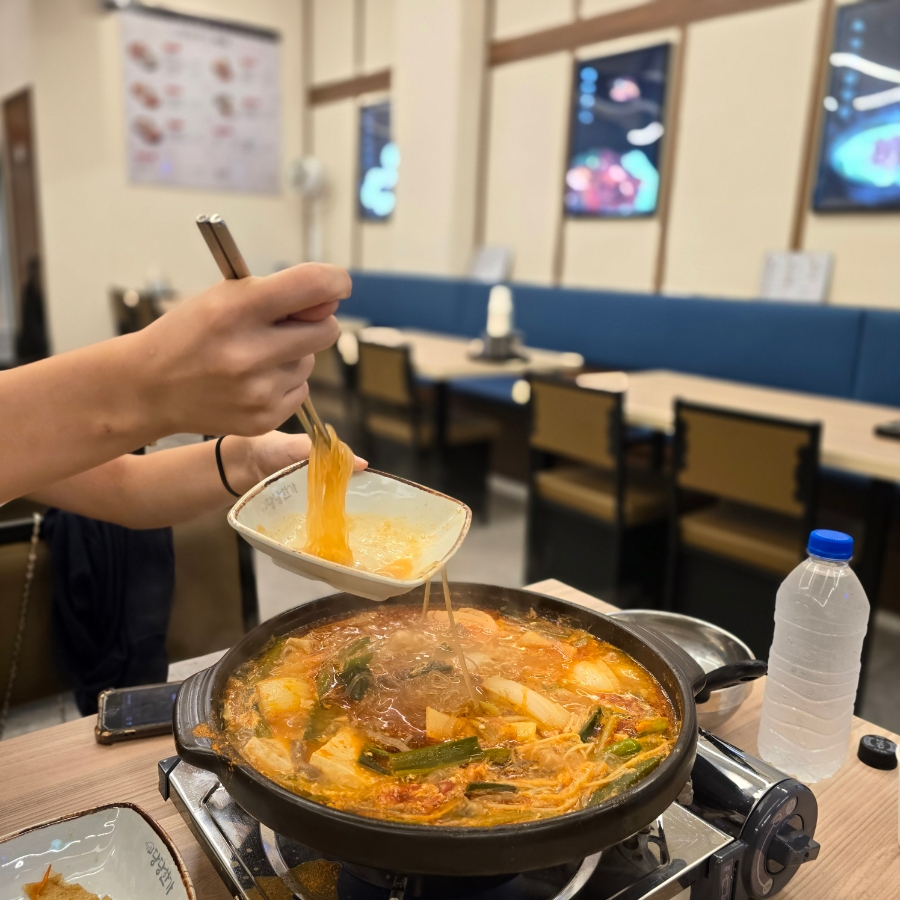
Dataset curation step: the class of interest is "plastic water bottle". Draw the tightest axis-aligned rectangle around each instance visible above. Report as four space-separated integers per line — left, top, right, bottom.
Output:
757 529 869 783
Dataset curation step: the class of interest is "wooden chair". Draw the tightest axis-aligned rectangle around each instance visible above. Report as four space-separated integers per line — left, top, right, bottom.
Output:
666 400 820 656
0 499 258 718
356 340 500 515
525 376 668 601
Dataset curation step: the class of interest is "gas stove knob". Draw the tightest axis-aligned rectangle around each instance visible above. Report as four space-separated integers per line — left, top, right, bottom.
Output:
767 826 820 871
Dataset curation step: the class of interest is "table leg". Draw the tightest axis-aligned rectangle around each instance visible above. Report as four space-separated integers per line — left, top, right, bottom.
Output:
435 381 448 451
855 478 895 712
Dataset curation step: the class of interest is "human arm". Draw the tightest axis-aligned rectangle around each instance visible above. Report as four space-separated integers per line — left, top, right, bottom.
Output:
27 431 367 529
0 263 350 505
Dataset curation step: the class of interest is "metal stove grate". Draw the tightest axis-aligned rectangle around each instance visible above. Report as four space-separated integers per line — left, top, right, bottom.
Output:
159 758 731 900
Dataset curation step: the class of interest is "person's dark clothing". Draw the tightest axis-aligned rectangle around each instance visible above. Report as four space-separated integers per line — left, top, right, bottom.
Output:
43 509 174 715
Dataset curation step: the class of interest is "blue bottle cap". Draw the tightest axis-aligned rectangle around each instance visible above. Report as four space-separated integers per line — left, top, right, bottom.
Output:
807 529 853 561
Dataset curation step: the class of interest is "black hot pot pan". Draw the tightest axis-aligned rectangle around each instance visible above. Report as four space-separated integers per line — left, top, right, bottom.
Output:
174 584 765 877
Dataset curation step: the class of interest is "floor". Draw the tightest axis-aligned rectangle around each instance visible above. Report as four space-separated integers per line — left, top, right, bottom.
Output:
4 477 900 743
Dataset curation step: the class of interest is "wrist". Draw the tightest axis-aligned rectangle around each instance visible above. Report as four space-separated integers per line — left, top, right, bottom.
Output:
117 328 179 439
218 434 256 495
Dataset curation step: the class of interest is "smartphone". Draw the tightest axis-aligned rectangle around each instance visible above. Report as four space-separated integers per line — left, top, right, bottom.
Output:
95 682 182 744
875 420 900 440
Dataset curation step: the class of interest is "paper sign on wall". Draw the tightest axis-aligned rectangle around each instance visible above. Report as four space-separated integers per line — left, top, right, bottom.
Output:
120 7 281 193
759 252 834 303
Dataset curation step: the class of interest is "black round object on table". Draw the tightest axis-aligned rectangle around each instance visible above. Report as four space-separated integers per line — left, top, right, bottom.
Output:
857 734 898 769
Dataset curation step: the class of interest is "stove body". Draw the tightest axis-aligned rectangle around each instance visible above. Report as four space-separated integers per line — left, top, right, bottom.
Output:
159 730 818 900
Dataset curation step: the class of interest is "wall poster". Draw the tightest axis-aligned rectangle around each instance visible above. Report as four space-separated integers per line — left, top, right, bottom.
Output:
812 0 900 211
120 6 281 193
564 44 671 218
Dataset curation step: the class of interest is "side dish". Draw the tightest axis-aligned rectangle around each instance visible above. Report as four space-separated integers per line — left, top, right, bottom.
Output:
23 865 112 900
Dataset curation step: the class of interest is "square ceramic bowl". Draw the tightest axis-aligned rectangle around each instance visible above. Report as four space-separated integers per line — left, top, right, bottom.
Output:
0 804 194 900
228 462 471 601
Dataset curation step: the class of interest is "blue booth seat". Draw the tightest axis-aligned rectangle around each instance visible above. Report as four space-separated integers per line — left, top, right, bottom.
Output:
345 270 899 406
852 310 900 408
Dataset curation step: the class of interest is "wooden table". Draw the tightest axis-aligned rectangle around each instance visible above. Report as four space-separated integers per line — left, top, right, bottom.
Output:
2 579 898 898
361 328 582 381
609 370 900 484
579 369 900 628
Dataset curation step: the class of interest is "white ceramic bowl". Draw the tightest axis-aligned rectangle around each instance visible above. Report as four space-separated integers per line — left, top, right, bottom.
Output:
229 462 472 601
0 804 194 900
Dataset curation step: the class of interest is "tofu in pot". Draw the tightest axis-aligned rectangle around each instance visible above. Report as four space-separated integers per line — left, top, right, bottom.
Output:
256 677 315 721
243 736 295 777
309 727 377 789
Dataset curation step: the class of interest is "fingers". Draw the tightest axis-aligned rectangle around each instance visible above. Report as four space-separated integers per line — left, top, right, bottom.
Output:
249 263 352 322
284 299 341 323
265 315 340 367
353 455 368 471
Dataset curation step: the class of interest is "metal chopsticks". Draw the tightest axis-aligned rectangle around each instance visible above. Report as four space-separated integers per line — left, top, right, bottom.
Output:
196 214 332 448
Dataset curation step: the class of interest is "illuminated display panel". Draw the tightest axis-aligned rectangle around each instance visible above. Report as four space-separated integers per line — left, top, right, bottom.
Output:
813 0 900 211
563 44 671 218
358 101 398 221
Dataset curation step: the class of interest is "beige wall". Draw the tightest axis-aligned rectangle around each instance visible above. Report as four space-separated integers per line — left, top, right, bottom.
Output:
483 53 571 284
561 28 680 292
311 0 354 83
312 99 356 269
309 0 899 308
0 0 32 100
31 0 306 353
390 0 486 276
804 215 900 308
664 1 822 298
494 0 573 40
363 0 393 73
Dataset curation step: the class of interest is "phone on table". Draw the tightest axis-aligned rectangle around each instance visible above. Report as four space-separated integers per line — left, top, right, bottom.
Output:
95 682 182 744
874 420 900 440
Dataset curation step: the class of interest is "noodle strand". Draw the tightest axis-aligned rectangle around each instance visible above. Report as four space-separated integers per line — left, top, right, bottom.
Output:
420 578 431 621
441 566 479 705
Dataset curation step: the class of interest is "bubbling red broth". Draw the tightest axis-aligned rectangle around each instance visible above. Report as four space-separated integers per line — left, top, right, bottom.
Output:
222 603 677 826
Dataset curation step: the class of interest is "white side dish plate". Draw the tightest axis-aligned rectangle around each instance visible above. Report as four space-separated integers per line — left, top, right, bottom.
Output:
0 804 194 900
229 462 471 601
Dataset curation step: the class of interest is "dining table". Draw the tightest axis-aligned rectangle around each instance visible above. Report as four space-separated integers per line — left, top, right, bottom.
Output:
1 578 898 899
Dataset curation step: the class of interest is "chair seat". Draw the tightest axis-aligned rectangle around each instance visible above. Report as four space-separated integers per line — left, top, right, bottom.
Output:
679 501 804 576
366 411 500 448
534 466 667 526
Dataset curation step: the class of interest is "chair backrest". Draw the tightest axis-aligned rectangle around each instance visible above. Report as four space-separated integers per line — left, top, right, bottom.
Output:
109 289 159 335
357 341 414 407
529 377 622 470
0 512 68 708
673 400 820 517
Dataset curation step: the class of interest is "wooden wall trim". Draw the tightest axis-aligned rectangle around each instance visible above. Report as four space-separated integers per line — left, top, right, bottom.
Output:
489 0 808 67
653 27 689 292
309 69 391 105
790 0 835 250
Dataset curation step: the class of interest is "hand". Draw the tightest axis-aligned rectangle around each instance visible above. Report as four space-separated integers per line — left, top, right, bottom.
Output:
222 431 368 496
135 264 351 437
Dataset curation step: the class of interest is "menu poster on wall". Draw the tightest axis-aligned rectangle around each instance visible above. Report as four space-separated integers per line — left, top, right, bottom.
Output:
120 6 281 193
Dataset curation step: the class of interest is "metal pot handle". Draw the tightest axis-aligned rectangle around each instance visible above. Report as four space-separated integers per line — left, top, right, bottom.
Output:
173 665 220 767
694 660 768 703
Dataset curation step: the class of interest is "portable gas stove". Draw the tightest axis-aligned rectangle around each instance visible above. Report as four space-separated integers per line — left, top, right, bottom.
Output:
159 730 819 900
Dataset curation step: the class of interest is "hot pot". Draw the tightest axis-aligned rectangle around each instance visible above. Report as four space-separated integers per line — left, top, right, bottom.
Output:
174 584 765 877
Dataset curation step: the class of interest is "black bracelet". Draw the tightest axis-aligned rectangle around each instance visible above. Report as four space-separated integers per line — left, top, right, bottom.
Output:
215 436 242 498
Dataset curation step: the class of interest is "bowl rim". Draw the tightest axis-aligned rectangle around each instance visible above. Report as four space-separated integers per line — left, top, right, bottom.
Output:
227 460 473 587
609 608 755 662
0 802 196 900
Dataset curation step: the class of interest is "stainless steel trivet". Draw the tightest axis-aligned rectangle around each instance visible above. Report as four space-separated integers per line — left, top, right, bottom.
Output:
159 758 732 900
